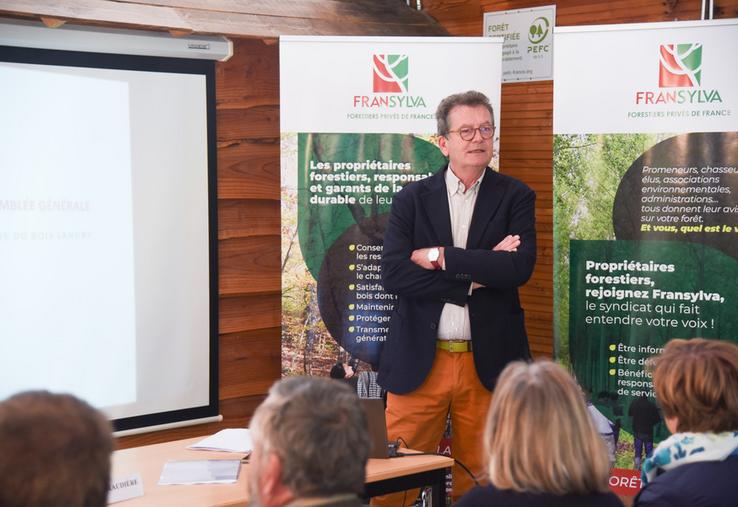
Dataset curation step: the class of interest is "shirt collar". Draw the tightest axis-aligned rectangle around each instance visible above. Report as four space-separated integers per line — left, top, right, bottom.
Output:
445 165 485 197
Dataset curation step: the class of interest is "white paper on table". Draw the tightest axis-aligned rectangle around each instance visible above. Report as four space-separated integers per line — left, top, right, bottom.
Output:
187 428 252 453
158 459 241 485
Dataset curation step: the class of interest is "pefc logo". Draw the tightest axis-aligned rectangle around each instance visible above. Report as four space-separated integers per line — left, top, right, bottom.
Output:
528 16 550 44
659 43 702 88
372 54 408 93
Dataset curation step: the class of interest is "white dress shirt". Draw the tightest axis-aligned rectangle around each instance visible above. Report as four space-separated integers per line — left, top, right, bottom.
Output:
437 166 484 341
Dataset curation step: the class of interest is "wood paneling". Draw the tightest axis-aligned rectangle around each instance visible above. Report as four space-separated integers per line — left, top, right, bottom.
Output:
217 35 281 446
217 141 280 200
219 235 280 295
220 327 282 399
220 293 281 334
217 107 279 141
426 0 709 34
715 0 738 16
218 199 280 239
216 43 279 110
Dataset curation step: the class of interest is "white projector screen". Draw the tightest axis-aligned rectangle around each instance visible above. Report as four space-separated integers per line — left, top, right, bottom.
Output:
0 46 219 432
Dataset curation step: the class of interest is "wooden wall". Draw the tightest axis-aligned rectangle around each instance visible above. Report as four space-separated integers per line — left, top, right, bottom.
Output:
422 0 738 359
118 0 738 448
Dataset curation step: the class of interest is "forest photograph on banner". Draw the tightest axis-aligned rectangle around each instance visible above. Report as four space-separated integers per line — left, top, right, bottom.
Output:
554 20 738 494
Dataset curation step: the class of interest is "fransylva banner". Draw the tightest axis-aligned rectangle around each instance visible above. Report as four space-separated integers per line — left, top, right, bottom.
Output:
280 36 502 378
553 20 738 495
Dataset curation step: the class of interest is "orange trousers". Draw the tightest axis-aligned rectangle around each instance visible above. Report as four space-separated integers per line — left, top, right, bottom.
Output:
374 349 491 506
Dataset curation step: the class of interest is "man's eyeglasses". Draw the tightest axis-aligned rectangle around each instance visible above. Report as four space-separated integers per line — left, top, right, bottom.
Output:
447 125 495 141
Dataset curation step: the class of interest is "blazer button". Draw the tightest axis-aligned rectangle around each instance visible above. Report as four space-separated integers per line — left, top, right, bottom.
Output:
430 322 437 330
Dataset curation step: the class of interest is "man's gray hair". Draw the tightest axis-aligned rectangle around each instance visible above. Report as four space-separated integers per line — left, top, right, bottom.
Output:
436 90 495 136
250 376 371 497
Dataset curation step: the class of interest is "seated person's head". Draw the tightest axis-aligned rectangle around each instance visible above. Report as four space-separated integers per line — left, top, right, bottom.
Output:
484 360 610 495
0 390 113 507
650 338 738 433
248 376 371 507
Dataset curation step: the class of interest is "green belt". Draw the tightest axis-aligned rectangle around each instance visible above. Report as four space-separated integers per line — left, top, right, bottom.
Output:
436 340 472 352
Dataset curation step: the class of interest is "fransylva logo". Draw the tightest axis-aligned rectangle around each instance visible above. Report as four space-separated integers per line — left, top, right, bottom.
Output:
373 54 408 93
659 43 702 88
634 42 722 105
352 54 427 109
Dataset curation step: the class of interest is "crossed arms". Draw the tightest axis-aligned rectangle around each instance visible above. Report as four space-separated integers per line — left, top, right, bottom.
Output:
381 187 536 304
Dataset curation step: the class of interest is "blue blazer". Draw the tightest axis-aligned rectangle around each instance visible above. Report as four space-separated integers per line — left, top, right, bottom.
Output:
378 166 536 394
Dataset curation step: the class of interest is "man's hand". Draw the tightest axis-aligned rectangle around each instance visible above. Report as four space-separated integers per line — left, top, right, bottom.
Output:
410 247 444 270
493 234 520 252
472 235 521 290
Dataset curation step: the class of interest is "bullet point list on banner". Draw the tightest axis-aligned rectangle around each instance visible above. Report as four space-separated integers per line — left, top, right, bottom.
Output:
606 341 661 398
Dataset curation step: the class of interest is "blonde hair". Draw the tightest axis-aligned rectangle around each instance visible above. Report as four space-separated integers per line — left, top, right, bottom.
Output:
484 361 610 494
651 338 738 433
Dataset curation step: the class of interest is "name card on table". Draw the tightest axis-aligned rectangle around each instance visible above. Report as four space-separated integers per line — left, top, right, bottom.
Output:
108 473 144 504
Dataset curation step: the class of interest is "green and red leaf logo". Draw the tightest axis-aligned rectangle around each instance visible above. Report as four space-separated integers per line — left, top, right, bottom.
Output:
372 54 408 93
659 43 702 88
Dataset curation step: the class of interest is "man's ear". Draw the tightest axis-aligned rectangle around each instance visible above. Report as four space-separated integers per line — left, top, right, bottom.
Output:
438 134 449 157
259 453 294 507
260 453 284 497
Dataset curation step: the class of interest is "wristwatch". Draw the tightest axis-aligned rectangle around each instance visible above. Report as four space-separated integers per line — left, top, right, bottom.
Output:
427 247 441 270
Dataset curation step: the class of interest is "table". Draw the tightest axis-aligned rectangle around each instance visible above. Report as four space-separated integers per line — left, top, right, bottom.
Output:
365 449 452 507
112 436 453 506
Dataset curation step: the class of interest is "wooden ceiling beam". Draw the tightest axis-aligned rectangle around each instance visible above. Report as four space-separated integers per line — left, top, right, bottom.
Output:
0 0 447 38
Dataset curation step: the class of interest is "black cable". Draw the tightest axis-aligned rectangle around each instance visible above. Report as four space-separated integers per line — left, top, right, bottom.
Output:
395 451 479 487
392 436 480 487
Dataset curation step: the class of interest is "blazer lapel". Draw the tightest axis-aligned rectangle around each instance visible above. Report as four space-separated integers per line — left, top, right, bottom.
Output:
466 168 507 249
420 167 453 246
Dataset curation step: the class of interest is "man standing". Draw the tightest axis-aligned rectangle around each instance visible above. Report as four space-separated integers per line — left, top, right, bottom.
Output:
629 395 661 470
247 377 371 507
379 90 536 501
